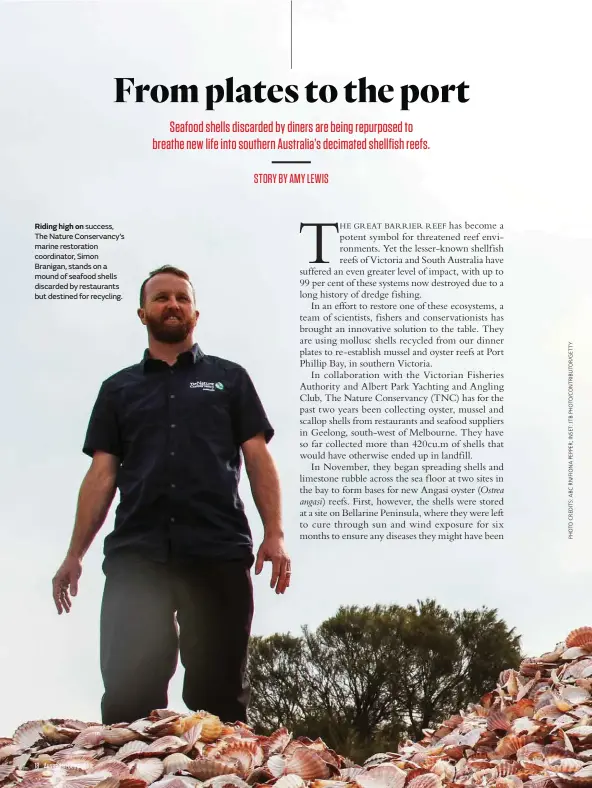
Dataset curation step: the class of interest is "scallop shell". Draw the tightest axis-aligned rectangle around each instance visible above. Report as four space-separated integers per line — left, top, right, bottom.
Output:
185 759 239 781
162 755 192 775
364 765 406 788
73 728 108 749
130 759 165 785
0 745 21 762
219 747 255 777
284 748 331 781
39 724 74 745
266 756 286 778
562 686 592 705
567 629 592 650
496 735 529 758
90 760 131 779
406 775 443 788
563 662 592 683
534 706 562 722
264 729 292 758
283 741 310 759
495 762 521 777
53 749 98 764
103 729 140 747
199 717 223 744
180 724 202 750
551 759 586 774
488 711 512 731
13 722 45 750
552 714 579 731
562 648 590 661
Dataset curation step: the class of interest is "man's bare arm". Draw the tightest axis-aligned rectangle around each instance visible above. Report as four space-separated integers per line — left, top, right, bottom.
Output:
241 434 291 594
52 451 119 614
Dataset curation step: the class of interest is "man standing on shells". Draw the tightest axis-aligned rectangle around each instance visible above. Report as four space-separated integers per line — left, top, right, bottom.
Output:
51 265 291 725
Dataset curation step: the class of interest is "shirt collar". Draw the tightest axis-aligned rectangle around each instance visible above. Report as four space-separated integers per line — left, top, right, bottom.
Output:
142 342 204 372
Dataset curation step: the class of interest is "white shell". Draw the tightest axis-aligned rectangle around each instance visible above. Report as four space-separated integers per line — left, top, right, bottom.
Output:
267 755 286 778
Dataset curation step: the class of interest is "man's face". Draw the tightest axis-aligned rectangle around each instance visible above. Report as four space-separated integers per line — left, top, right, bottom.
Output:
138 273 199 343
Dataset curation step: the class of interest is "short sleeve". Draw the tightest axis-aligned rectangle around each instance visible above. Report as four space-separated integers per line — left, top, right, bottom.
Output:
82 381 122 458
231 367 274 445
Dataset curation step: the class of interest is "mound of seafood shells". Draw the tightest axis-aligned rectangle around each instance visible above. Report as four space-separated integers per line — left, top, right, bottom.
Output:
2 628 592 788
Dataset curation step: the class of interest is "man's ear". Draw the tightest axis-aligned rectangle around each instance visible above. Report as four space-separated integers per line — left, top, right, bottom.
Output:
137 307 147 326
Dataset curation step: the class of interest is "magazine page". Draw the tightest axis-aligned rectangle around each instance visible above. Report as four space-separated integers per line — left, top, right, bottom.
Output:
1 0 591 781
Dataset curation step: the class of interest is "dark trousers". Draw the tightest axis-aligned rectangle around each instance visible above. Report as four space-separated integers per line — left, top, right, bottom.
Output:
99 553 254 725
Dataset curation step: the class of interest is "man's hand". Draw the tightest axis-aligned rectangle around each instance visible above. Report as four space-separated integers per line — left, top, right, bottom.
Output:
255 535 291 594
52 555 82 614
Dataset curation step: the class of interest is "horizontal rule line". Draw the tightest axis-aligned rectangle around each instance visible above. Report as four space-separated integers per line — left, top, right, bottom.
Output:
271 160 312 164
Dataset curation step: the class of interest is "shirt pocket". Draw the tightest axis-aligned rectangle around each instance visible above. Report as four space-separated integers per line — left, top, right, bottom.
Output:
119 384 166 457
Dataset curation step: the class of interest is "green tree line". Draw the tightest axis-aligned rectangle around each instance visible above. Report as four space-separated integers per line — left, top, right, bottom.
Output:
247 600 521 763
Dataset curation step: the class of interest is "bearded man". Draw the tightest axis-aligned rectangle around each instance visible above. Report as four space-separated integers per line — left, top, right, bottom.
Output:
51 265 290 725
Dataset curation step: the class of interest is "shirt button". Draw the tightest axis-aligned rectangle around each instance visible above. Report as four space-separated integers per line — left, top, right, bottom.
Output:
170 516 175 523
170 451 175 456
170 423 176 428
170 394 175 399
171 483 176 488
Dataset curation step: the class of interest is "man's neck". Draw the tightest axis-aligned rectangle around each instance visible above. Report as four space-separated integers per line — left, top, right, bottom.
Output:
147 337 195 366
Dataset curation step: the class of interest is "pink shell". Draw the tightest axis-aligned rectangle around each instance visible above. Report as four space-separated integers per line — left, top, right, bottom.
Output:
116 742 151 762
362 765 406 788
488 710 512 732
130 759 165 785
186 759 239 780
73 728 107 749
284 747 331 781
13 722 45 750
91 760 131 779
264 729 292 758
406 775 443 788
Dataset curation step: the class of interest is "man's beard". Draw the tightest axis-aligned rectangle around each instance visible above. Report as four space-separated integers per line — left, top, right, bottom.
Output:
145 311 196 343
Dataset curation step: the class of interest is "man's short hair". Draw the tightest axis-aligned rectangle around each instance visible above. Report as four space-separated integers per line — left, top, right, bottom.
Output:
139 265 196 307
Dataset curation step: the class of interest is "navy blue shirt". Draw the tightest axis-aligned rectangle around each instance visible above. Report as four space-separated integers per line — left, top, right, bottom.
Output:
83 343 274 562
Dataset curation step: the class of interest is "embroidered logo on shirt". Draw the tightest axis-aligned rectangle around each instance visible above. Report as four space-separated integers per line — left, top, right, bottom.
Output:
189 381 224 391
